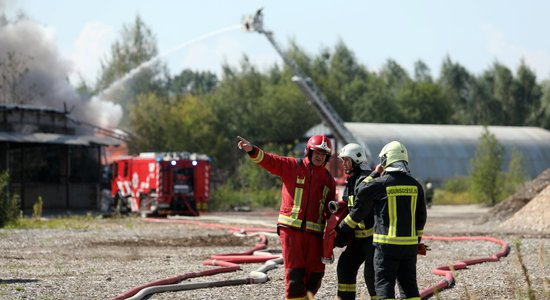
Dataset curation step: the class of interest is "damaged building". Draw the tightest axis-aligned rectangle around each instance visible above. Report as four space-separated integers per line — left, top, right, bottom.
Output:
0 104 122 212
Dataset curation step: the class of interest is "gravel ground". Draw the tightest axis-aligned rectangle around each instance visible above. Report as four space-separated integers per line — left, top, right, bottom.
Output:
1 205 549 300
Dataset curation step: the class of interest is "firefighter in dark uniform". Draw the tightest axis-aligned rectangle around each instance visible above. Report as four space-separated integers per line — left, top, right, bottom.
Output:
337 141 427 300
335 143 380 300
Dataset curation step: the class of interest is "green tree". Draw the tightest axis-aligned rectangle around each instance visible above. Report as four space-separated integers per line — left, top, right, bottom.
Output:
535 79 550 129
513 61 542 126
349 59 412 123
380 59 411 93
499 148 527 199
169 69 218 95
0 171 21 228
479 62 516 125
413 60 433 83
127 92 170 152
395 81 452 124
469 126 504 206
438 56 476 124
310 40 369 121
201 55 321 172
128 92 219 161
472 64 505 125
351 74 402 123
164 95 218 154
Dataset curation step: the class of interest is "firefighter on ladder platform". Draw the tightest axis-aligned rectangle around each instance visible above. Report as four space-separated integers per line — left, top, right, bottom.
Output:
237 135 336 300
337 141 427 300
334 143 382 300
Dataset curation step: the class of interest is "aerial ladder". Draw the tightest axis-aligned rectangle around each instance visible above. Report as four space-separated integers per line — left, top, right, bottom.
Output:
242 8 373 161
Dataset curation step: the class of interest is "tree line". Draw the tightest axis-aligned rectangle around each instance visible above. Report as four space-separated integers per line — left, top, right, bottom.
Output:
3 15 550 178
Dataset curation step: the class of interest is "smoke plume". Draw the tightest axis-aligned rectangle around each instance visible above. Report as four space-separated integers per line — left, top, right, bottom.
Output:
0 14 123 130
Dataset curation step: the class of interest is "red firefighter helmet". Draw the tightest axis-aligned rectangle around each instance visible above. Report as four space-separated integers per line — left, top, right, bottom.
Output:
305 135 332 163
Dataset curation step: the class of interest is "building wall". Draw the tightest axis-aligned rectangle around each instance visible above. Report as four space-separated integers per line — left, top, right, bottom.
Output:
2 143 101 211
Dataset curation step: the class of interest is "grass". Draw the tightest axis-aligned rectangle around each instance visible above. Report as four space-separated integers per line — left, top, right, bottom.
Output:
433 190 477 205
2 213 139 230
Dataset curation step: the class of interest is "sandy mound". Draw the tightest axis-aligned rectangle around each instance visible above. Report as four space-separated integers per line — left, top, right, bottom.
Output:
499 184 550 232
476 168 550 225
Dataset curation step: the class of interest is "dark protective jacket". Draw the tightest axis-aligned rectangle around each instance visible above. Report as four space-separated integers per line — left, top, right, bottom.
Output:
342 169 376 238
339 171 427 245
248 146 336 234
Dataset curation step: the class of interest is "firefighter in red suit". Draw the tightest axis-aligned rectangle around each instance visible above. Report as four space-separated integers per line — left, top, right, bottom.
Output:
237 135 336 300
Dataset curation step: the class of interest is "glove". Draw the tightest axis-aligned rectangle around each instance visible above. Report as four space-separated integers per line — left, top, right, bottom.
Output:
334 232 348 248
417 243 430 256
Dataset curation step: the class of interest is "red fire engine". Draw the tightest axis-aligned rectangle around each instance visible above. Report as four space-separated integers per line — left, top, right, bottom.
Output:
110 152 210 216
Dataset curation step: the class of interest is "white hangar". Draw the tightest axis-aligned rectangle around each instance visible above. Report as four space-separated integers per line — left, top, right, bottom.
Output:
307 122 550 185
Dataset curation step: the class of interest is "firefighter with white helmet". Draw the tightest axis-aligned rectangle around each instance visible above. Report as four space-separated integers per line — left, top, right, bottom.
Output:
334 143 380 300
337 141 427 299
237 135 336 299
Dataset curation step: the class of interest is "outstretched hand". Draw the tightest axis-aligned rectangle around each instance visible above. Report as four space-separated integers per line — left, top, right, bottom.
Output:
237 136 253 152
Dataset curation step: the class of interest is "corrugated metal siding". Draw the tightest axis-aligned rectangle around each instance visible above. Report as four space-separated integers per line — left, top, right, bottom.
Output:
307 123 550 184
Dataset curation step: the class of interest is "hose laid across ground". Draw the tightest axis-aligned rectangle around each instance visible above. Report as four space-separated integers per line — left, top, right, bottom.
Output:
419 235 510 299
110 218 280 300
111 217 510 299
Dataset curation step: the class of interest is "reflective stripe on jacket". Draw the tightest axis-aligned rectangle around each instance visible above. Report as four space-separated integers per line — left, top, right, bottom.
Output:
340 171 427 246
342 169 377 239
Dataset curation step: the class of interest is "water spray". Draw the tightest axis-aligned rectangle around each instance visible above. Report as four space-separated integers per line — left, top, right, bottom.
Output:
94 24 241 101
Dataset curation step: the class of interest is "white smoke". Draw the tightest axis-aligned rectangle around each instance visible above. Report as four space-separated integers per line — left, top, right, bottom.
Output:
0 15 123 130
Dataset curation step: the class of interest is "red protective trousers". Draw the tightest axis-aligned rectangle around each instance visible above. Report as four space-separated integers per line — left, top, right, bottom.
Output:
279 226 325 300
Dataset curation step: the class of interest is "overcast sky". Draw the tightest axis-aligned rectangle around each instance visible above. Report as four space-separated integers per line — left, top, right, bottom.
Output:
4 0 550 86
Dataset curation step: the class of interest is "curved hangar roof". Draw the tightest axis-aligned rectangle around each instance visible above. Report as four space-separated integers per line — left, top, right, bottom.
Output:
308 123 550 184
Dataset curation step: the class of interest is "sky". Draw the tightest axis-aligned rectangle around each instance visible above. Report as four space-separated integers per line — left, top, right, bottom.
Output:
3 0 550 88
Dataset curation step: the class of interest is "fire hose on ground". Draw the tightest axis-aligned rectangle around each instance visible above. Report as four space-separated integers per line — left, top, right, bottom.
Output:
111 216 510 300
418 235 511 299
110 218 280 300
322 200 510 299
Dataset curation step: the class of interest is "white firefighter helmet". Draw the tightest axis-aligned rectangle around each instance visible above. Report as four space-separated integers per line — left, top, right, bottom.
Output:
379 141 408 168
338 143 367 165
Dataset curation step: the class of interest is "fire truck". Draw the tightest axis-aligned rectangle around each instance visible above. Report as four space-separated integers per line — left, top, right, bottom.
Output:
110 152 210 216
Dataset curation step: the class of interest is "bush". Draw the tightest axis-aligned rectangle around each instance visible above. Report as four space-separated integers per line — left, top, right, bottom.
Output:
209 184 279 211
433 190 476 205
469 126 504 205
0 171 21 228
498 148 527 200
253 188 280 208
432 176 472 204
208 153 283 211
33 196 43 221
441 176 470 193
